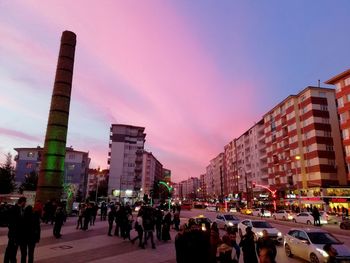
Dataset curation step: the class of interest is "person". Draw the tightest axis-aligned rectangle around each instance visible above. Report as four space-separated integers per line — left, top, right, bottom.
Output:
155 208 163 240
124 212 133 240
100 202 108 221
312 206 321 226
114 205 122 236
19 205 41 263
209 222 221 263
76 203 85 230
83 202 92 230
107 206 116 236
4 196 27 263
256 229 277 262
131 210 145 248
323 244 338 263
222 227 240 262
217 235 234 263
258 247 276 263
162 212 172 241
239 226 258 263
173 211 180 231
143 207 156 249
91 203 98 226
53 203 65 238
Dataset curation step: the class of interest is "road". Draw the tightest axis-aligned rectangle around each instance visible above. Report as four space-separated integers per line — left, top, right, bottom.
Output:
180 209 350 263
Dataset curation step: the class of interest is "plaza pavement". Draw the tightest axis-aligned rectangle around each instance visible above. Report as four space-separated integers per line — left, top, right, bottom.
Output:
0 217 177 263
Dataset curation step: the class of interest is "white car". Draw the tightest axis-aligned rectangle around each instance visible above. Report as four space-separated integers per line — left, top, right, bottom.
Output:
293 212 328 225
238 219 283 243
252 208 271 217
206 205 217 212
272 210 295 221
215 213 240 230
284 228 350 263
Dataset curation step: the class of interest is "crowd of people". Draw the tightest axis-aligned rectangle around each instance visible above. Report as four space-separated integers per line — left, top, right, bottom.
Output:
175 220 276 263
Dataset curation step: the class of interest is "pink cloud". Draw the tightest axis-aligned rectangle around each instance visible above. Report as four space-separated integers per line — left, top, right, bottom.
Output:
0 127 40 142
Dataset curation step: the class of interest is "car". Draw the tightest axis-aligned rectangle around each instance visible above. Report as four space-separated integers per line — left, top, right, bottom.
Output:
206 205 217 212
284 228 350 263
293 212 328 225
238 219 283 243
252 208 272 217
272 210 295 221
189 215 212 231
240 208 253 215
215 213 240 230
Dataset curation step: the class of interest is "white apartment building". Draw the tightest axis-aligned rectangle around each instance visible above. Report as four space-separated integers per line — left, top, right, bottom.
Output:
140 151 163 197
108 124 146 200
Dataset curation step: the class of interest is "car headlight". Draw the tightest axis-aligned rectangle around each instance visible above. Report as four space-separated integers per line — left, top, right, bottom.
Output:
257 231 263 236
228 222 233 226
277 232 282 237
316 248 329 258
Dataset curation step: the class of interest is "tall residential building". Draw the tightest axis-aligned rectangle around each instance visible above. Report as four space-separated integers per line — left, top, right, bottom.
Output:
14 146 90 197
141 151 163 197
108 124 146 200
205 162 214 197
263 86 346 200
236 120 268 205
212 153 224 198
199 173 206 199
223 140 236 196
325 69 350 183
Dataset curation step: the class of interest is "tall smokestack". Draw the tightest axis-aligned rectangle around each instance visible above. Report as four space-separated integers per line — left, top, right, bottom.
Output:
36 31 76 202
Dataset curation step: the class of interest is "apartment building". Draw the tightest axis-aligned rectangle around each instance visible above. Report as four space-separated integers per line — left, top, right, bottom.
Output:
223 139 237 196
263 87 346 201
140 151 163 197
14 146 90 197
326 69 350 183
236 120 268 204
108 124 146 201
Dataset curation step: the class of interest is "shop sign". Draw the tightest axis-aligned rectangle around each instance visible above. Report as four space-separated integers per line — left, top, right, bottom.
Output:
286 194 296 199
331 198 348 203
259 194 269 198
303 197 321 201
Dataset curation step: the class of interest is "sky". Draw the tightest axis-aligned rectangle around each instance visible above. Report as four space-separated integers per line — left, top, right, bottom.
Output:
1 1 350 182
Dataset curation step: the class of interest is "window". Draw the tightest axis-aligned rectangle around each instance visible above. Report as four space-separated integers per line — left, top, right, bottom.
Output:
26 162 32 169
326 145 334 152
335 83 342 92
338 97 344 107
321 105 328 111
27 152 34 158
343 129 349 140
68 164 75 170
345 77 350 86
319 92 326 98
69 154 75 160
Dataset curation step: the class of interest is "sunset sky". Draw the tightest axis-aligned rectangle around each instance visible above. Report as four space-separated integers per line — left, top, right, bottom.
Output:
1 1 350 182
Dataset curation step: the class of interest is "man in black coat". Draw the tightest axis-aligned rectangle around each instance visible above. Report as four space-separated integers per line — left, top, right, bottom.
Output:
4 196 27 263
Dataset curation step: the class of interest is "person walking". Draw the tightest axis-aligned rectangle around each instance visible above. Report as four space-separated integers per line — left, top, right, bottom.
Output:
19 205 41 263
173 211 180 231
4 197 27 263
155 208 163 240
91 203 98 226
76 203 85 230
107 206 116 236
209 222 221 263
256 229 277 262
53 203 65 238
100 202 107 221
114 205 122 236
312 206 321 226
161 212 172 242
143 207 156 249
239 226 258 263
82 202 92 231
131 211 145 249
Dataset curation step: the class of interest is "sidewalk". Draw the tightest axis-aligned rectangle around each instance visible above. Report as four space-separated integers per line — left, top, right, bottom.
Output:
0 218 177 263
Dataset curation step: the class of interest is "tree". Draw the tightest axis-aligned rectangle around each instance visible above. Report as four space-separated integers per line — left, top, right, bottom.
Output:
0 153 16 194
21 170 38 191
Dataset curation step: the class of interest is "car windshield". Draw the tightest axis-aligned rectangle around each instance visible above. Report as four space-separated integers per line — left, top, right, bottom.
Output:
224 215 239 221
252 221 273 228
196 218 211 224
307 232 343 245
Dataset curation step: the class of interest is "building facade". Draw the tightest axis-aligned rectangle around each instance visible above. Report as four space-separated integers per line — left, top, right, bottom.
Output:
141 151 163 198
108 124 146 201
263 86 346 206
14 146 90 197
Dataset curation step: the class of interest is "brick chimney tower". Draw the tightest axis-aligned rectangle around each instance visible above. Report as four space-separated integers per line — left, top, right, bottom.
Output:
36 31 76 203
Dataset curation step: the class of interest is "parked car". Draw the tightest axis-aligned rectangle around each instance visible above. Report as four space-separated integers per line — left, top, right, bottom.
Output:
252 208 272 217
284 228 350 263
238 219 283 243
293 212 328 225
272 210 295 221
215 213 240 230
206 205 217 212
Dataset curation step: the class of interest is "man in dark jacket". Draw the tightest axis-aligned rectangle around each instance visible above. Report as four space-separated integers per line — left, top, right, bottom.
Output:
4 196 27 263
256 229 277 262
